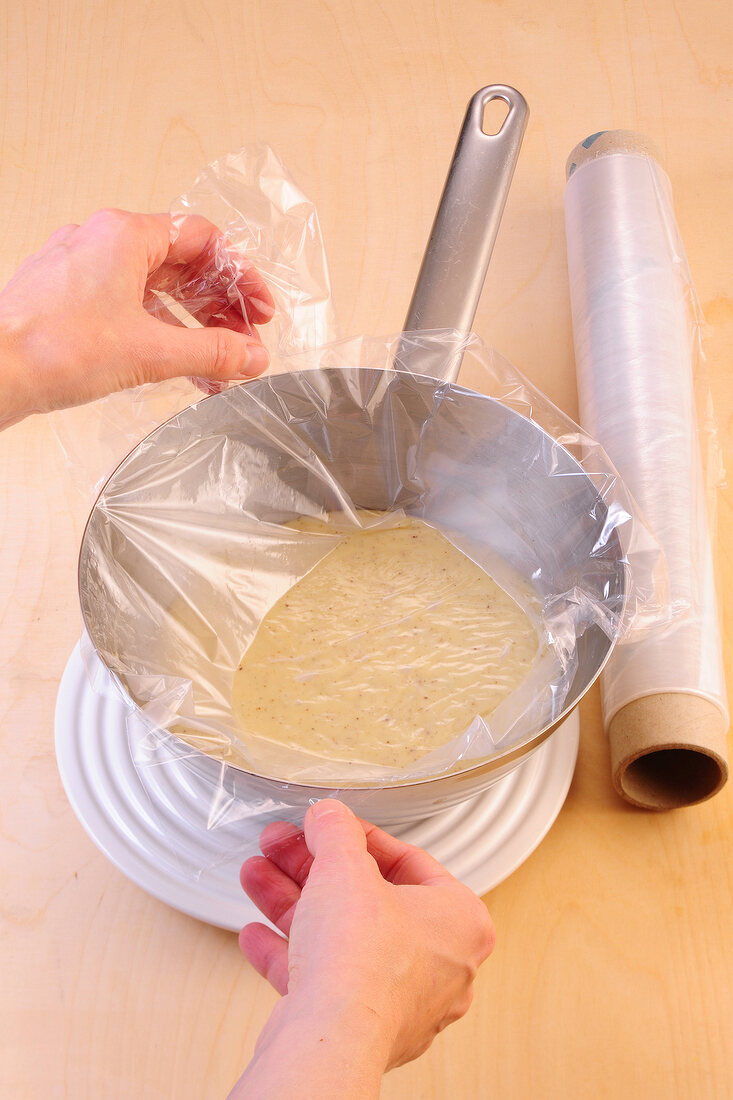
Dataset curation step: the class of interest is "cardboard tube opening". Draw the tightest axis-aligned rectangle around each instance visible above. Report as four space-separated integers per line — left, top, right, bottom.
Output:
608 694 729 810
621 747 725 810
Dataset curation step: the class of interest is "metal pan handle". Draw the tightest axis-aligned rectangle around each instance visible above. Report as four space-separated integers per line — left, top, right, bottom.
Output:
399 85 528 381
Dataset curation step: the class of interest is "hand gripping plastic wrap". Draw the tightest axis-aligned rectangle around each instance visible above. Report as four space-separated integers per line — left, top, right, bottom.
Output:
54 147 681 879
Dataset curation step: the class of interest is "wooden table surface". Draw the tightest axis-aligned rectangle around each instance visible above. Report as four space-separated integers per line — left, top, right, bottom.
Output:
1 2 732 1097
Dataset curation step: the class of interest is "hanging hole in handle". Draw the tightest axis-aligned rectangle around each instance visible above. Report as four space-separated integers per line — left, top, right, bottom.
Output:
481 95 511 136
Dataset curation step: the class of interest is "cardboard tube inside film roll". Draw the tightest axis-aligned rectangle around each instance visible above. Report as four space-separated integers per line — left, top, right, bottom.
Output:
564 131 729 809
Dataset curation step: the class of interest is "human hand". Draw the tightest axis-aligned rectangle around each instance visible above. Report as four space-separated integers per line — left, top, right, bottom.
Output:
0 210 275 428
232 800 494 1096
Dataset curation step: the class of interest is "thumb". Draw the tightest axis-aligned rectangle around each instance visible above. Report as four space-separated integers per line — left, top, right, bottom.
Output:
303 799 368 863
132 316 270 384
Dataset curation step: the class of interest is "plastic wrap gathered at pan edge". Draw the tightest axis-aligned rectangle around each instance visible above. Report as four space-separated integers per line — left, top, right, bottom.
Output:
61 145 691 850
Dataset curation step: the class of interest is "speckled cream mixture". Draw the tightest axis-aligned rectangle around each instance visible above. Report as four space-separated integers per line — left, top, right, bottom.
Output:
231 516 539 770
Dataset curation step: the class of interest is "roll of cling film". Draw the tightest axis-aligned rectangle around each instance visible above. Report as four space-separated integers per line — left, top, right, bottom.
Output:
564 131 729 808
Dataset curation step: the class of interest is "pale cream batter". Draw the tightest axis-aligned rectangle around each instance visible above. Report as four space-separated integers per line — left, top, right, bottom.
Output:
232 516 539 771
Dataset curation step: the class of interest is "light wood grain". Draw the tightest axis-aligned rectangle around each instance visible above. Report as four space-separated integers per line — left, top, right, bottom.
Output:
1 1 732 1097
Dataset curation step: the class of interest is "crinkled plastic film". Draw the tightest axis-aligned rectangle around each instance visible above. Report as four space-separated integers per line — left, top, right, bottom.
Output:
147 144 336 358
59 147 685 873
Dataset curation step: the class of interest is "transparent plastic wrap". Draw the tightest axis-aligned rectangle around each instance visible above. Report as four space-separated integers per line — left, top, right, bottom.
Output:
59 144 681 874
146 144 336 360
564 130 728 807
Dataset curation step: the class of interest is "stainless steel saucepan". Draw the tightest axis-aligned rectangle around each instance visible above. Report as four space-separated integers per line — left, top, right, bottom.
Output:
78 87 627 824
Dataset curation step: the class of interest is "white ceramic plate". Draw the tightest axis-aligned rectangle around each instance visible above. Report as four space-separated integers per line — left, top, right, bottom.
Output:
55 643 579 931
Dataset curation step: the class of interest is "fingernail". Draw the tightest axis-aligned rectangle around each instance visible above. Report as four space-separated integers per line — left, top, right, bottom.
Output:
309 798 349 820
241 343 269 377
251 296 276 320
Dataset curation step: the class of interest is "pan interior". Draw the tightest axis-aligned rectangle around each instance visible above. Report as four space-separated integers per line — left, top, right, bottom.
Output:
79 368 626 785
